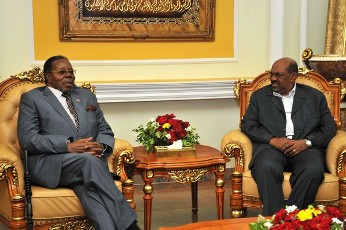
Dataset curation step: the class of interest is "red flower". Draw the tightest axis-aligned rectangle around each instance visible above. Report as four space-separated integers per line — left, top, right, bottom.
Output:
152 114 193 144
249 205 345 230
156 113 175 125
326 206 345 220
272 222 299 230
273 209 288 224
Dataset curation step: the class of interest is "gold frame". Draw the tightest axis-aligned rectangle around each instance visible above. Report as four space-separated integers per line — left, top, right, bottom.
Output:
59 0 216 41
325 0 346 55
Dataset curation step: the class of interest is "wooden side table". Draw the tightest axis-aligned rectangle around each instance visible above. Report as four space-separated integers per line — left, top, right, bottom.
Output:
133 144 230 230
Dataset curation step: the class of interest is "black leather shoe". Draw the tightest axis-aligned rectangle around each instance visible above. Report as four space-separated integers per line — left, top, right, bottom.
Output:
127 221 141 230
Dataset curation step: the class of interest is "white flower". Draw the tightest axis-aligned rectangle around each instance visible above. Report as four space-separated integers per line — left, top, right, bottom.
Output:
332 217 343 225
264 221 273 229
166 133 171 139
317 205 326 211
285 205 298 213
150 118 156 122
186 126 192 131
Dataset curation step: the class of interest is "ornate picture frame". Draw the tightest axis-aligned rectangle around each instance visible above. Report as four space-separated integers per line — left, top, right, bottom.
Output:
59 0 216 41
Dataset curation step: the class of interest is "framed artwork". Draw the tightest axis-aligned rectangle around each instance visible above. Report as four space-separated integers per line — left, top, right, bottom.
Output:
59 0 216 41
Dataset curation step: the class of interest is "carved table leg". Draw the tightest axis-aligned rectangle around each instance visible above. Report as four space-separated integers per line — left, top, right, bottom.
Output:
191 181 198 214
215 164 226 220
143 170 154 230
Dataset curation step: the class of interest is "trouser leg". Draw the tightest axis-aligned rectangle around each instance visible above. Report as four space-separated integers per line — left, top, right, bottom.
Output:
72 183 116 230
287 149 325 209
251 148 287 216
59 153 137 230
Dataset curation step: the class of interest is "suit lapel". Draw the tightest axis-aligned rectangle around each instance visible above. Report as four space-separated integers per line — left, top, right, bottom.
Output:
268 91 285 114
292 85 306 115
43 87 79 135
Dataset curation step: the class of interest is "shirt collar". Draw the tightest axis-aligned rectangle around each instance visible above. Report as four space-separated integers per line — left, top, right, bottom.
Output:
47 86 65 98
273 83 296 98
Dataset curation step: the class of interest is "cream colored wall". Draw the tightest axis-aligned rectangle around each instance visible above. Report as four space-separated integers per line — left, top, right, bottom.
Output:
102 99 238 151
0 1 327 158
307 0 328 54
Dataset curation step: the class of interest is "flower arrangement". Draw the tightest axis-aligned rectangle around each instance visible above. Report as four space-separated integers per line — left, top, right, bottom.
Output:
133 113 199 152
249 205 345 230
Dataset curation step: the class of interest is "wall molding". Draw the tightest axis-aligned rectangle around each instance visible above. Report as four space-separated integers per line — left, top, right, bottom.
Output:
32 58 238 67
92 80 237 103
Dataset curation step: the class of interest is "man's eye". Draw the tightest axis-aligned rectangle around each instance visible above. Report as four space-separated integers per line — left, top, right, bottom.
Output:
58 70 67 75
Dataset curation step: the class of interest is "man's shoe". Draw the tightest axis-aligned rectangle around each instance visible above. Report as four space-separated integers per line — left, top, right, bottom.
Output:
127 221 141 230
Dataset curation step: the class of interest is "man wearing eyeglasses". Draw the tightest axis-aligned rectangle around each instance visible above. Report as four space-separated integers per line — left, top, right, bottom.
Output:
17 55 140 230
240 57 337 216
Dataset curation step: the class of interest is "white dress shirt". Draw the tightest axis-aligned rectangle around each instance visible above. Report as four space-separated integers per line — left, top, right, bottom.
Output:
273 84 296 138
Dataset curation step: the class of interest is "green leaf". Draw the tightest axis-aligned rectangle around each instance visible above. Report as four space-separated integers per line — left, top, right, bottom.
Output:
249 223 267 230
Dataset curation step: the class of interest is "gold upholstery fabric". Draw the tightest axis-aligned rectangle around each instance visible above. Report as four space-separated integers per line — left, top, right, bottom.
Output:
31 181 121 223
242 171 339 202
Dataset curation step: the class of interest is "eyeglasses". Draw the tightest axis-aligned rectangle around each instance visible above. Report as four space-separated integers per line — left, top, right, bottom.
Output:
268 71 288 79
50 69 76 76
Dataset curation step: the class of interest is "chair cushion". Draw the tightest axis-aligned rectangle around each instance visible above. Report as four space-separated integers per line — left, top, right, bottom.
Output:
31 181 122 223
242 170 339 202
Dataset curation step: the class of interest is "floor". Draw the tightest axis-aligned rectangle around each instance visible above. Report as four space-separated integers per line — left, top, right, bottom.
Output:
133 171 262 230
0 170 262 230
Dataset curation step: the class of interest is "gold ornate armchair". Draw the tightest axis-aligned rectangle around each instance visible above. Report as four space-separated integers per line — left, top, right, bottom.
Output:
221 69 346 217
0 67 136 229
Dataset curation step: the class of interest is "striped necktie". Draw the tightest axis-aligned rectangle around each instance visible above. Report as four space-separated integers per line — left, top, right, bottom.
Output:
62 92 80 130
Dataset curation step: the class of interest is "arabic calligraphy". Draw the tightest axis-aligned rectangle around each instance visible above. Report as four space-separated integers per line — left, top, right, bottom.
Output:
77 0 200 25
84 0 193 13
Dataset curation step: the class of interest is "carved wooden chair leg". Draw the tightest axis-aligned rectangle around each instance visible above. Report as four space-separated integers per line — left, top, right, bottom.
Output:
230 171 244 217
24 150 33 230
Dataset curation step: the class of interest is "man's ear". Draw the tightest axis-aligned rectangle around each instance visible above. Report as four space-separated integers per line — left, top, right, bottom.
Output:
45 73 50 82
290 72 298 81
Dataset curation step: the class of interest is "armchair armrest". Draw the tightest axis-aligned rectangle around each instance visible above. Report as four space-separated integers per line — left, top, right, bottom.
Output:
325 130 346 177
107 138 136 208
0 143 24 192
0 143 26 227
107 138 135 181
221 129 252 173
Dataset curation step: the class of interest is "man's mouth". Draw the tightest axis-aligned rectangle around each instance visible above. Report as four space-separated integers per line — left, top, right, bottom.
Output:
64 82 74 88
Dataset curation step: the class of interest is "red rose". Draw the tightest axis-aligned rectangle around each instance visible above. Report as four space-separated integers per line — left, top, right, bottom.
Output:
326 206 345 220
273 209 288 224
182 121 190 128
156 115 168 124
168 130 177 143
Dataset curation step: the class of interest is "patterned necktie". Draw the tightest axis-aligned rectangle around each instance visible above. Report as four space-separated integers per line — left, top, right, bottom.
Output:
62 92 80 130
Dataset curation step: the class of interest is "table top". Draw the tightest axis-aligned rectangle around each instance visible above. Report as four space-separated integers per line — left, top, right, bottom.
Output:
133 144 229 169
159 217 259 230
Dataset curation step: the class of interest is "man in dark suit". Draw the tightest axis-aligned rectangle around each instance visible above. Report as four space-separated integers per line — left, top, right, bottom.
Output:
241 57 337 216
17 55 140 230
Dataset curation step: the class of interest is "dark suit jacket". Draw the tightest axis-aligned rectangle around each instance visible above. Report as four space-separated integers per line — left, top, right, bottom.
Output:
17 86 115 188
240 83 337 169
